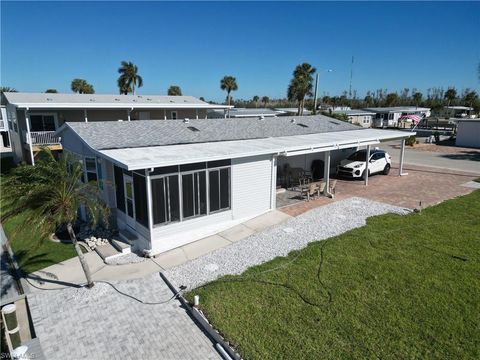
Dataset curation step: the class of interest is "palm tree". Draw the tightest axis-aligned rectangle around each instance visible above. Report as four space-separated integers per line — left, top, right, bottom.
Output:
385 93 399 106
464 91 478 114
71 79 95 94
220 76 238 106
261 96 270 108
444 88 457 107
287 63 316 115
0 87 17 105
364 95 373 107
45 89 58 93
1 149 109 288
167 85 182 96
117 61 143 95
117 79 132 95
412 92 423 108
0 86 17 94
252 95 259 108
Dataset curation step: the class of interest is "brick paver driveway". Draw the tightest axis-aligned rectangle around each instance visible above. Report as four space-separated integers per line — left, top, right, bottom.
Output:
28 273 221 360
281 164 478 217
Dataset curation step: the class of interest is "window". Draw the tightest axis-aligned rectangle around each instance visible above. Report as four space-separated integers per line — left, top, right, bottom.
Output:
96 157 103 189
125 179 134 218
85 157 97 182
152 175 180 225
182 171 207 219
30 114 56 131
209 168 230 212
133 173 148 227
171 111 177 120
114 165 125 213
150 160 231 226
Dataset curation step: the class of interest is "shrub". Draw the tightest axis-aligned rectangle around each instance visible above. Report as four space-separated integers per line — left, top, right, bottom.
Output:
405 135 416 146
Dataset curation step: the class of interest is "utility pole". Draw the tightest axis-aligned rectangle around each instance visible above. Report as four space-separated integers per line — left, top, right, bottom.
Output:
349 56 354 98
313 73 319 114
313 69 333 114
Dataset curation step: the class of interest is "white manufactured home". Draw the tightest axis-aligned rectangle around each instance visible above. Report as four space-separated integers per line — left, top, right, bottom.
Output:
57 116 413 255
1 92 231 165
365 107 431 128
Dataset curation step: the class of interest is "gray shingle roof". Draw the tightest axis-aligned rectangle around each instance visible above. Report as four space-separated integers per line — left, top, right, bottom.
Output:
60 115 360 150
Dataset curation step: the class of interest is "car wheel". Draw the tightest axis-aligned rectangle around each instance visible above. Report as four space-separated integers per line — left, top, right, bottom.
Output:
382 164 391 175
361 169 370 179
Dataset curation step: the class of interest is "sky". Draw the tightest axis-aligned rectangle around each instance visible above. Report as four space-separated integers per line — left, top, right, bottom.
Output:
1 1 479 102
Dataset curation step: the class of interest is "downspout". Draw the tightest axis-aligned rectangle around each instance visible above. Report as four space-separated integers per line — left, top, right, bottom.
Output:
24 108 35 166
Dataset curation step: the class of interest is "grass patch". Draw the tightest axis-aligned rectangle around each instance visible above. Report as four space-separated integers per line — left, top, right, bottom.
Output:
2 211 77 274
187 191 480 359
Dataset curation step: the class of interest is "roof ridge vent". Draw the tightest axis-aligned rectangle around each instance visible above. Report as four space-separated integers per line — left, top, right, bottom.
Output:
183 118 190 123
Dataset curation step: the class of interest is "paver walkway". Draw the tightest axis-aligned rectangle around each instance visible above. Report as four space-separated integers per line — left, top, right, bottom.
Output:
280 164 478 217
28 273 221 360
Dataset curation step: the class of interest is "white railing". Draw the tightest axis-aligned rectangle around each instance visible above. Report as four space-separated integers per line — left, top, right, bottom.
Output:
28 131 61 146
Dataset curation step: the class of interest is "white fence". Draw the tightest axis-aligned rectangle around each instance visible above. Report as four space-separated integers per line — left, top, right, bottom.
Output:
26 131 61 145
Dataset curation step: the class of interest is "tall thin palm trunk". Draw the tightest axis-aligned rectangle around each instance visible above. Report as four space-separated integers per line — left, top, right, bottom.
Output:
67 222 94 288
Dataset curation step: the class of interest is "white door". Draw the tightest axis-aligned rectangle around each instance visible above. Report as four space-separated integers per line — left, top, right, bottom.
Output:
123 175 136 227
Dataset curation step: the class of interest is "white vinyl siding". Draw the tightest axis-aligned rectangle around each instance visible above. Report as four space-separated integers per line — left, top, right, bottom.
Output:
231 154 273 219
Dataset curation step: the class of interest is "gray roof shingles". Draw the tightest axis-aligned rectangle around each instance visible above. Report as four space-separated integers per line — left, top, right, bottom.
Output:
61 115 360 151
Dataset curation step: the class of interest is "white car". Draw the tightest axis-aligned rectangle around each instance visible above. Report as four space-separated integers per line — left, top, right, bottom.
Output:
337 149 391 179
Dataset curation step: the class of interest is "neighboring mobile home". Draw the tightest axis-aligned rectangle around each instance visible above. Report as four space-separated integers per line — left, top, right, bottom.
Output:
332 109 375 128
365 107 431 128
1 92 231 164
57 115 413 256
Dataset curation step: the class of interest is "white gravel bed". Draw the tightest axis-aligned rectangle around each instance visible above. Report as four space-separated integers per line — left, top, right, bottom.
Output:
105 252 146 265
165 197 411 290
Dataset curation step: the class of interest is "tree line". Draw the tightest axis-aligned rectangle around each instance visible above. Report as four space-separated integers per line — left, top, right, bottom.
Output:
2 60 478 114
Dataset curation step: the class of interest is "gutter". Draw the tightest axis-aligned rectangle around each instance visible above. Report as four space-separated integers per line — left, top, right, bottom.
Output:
159 273 241 360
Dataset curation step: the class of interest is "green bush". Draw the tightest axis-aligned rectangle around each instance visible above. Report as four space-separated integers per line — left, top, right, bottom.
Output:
405 135 416 146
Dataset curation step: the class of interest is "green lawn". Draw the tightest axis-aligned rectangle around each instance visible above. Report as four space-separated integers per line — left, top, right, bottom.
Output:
187 190 480 359
2 211 77 274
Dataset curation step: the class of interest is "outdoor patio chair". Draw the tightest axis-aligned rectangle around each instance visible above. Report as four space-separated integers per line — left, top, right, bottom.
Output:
329 179 337 195
301 182 319 201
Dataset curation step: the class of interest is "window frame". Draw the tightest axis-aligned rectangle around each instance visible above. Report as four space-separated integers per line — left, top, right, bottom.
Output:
28 112 59 132
84 156 98 183
150 161 231 228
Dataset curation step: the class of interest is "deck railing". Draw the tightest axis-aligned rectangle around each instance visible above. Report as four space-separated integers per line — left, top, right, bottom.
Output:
27 131 61 146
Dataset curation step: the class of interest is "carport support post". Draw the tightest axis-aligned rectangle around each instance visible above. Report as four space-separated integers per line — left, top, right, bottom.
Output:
146 169 154 247
364 145 371 186
323 151 330 196
399 138 407 176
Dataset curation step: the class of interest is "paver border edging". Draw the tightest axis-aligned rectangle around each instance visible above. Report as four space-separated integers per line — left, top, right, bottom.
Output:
159 272 242 360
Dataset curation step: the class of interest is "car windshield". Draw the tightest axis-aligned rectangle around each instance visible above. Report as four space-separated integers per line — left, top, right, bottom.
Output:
347 151 367 162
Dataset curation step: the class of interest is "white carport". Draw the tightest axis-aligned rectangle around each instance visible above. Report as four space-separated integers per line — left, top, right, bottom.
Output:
98 128 414 197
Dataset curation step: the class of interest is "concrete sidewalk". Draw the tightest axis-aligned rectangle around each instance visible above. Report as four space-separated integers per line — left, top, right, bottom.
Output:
27 210 292 291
